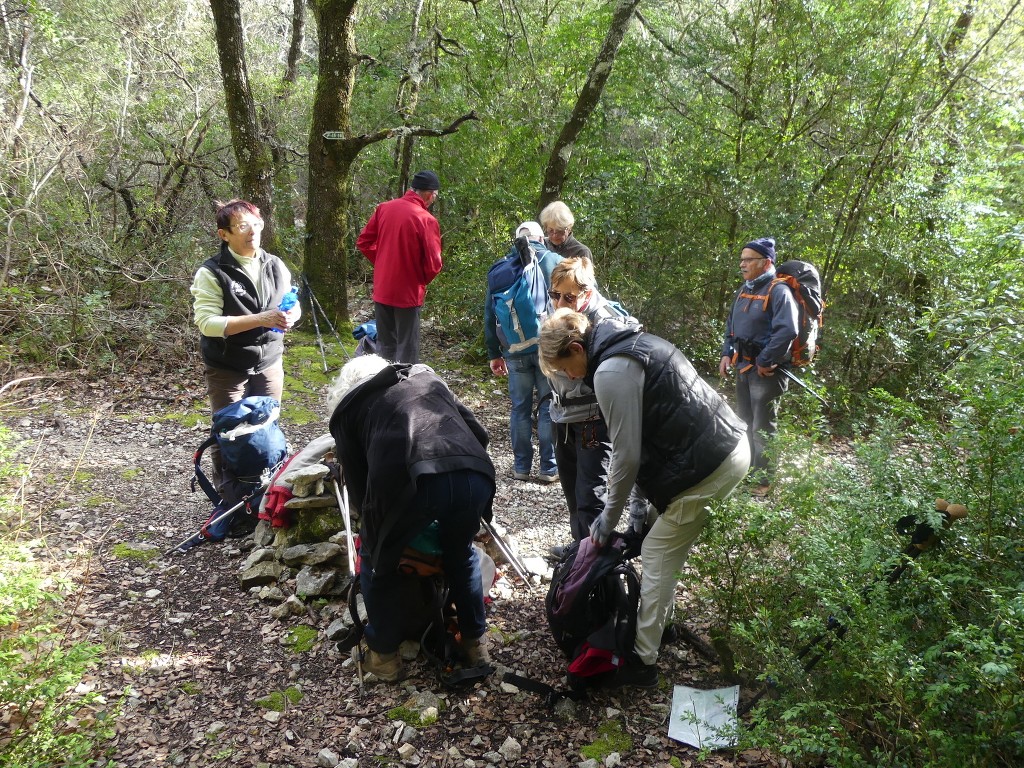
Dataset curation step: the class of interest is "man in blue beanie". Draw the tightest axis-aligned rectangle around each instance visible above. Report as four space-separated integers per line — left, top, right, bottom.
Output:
718 237 799 497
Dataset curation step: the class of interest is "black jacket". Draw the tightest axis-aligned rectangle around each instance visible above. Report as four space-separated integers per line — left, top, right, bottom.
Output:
328 364 495 573
199 243 289 374
586 319 745 510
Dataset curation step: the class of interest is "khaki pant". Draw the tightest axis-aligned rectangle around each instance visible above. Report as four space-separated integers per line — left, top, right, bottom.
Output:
634 438 751 665
204 362 284 490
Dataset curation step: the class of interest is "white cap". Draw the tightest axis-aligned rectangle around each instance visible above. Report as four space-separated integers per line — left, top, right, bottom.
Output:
516 221 544 242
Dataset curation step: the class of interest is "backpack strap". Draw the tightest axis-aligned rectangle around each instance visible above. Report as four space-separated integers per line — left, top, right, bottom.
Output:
501 672 587 706
191 434 222 505
737 287 772 312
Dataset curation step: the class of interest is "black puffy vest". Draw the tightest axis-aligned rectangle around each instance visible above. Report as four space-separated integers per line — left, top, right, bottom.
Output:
199 244 288 374
586 320 746 510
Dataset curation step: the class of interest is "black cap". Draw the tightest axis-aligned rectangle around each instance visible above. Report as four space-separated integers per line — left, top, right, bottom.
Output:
411 170 440 191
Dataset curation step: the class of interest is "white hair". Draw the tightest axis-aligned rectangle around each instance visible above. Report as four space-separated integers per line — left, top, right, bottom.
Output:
325 354 390 417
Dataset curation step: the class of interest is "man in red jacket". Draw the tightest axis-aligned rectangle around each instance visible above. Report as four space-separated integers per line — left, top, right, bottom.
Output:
357 171 443 364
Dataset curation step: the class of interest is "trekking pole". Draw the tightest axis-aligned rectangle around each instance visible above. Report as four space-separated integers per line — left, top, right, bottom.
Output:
777 366 829 408
304 274 352 362
330 475 357 578
737 498 968 716
481 518 533 588
301 274 330 373
159 488 265 558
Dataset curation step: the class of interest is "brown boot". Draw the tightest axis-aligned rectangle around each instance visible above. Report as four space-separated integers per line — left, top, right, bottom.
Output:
462 634 491 667
352 641 404 682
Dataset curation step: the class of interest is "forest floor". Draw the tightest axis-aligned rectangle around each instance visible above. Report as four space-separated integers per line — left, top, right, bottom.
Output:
0 325 783 768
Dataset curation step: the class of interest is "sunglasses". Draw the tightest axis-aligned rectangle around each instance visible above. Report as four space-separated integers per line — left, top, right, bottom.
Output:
548 289 580 303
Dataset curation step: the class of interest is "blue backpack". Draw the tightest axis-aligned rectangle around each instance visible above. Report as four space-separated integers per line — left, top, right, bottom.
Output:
192 396 288 540
487 237 551 355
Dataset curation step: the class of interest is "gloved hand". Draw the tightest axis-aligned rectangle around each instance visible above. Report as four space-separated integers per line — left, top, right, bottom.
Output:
589 513 615 547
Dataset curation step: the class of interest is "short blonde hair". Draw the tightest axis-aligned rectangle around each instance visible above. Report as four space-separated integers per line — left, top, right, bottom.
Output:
325 354 390 417
539 201 575 231
550 257 595 293
539 308 591 377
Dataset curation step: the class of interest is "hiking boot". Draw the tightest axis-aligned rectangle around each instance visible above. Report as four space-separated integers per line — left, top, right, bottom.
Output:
462 634 491 667
538 472 559 484
352 642 404 682
607 658 658 689
511 470 531 481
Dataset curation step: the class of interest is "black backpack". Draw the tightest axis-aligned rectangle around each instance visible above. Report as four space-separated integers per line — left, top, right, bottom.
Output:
772 260 824 366
545 533 641 692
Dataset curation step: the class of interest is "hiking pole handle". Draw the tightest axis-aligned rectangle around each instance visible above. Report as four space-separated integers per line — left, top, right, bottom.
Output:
160 495 249 558
330 477 357 578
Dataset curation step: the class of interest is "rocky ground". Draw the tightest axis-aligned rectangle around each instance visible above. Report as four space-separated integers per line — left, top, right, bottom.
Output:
0 334 781 768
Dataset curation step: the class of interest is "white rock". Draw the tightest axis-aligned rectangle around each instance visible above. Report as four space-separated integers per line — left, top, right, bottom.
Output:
498 736 521 762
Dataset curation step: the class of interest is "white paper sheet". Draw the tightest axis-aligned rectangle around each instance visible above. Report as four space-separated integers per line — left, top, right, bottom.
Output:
667 684 740 749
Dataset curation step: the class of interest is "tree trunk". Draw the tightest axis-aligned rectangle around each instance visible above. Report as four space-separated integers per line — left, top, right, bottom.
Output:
304 1 479 329
538 0 642 210
209 0 278 251
305 0 361 329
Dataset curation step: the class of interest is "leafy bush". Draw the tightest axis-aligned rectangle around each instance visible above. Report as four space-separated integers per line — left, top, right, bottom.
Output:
687 381 1024 767
0 427 112 766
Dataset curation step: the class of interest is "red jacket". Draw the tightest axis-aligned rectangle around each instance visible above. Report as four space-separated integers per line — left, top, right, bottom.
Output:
357 189 443 308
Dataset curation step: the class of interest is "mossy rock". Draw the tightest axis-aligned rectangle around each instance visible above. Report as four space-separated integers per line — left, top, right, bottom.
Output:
580 720 633 761
256 686 303 711
111 543 159 562
282 625 318 653
274 508 346 547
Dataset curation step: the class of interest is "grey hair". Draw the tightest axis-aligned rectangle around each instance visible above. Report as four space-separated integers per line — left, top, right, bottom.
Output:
539 201 575 231
325 354 390 417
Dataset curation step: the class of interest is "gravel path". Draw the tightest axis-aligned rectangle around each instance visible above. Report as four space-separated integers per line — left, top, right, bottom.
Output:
1 339 777 768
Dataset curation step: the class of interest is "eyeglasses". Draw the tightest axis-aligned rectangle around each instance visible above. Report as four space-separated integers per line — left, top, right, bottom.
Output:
548 289 580 303
234 219 265 234
739 257 765 264
545 227 569 237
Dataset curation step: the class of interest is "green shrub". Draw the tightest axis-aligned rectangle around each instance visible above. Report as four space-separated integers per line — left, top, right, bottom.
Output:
688 386 1024 767
0 427 114 766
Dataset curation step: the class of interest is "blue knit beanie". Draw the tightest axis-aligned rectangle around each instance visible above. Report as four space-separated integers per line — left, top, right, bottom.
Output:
743 237 777 263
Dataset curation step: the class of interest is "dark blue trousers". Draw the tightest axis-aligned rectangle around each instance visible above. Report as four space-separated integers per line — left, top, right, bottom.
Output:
360 470 491 653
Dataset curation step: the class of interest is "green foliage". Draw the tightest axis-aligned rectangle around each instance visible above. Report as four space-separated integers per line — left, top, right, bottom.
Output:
256 687 303 712
0 428 112 766
690 378 1024 766
110 543 158 563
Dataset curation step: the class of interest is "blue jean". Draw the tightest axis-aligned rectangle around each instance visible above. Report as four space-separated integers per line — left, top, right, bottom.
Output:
506 353 556 476
360 470 491 653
